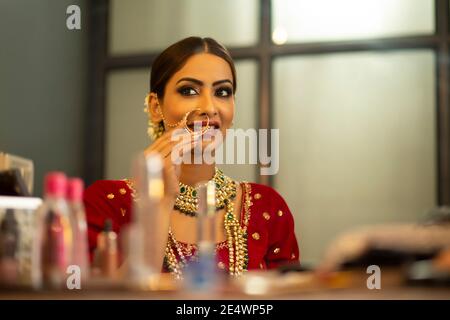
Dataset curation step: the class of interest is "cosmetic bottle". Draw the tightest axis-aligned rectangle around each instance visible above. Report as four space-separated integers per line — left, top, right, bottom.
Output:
94 219 118 278
67 178 89 285
184 181 220 293
39 172 73 290
127 153 165 288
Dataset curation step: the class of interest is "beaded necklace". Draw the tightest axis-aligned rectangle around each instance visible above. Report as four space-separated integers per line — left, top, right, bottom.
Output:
164 200 248 279
175 168 236 217
124 173 251 279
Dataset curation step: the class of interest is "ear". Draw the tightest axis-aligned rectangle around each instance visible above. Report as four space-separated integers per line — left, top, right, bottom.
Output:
148 92 163 122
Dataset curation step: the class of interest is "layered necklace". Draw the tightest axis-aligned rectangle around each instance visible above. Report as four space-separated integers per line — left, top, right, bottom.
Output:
166 168 247 278
174 167 237 217
125 167 248 278
164 199 248 279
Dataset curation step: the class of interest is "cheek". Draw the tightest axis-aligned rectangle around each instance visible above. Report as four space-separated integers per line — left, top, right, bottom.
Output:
162 96 193 121
219 101 235 125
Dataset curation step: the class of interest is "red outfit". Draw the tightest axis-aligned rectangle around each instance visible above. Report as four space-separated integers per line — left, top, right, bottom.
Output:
83 179 300 272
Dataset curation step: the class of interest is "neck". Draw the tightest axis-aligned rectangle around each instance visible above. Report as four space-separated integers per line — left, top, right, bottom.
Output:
179 163 215 187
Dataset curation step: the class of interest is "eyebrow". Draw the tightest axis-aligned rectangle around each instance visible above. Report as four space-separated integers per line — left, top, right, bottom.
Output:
176 77 233 87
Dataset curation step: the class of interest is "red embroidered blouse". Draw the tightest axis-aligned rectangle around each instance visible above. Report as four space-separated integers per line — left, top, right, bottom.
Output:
83 180 300 271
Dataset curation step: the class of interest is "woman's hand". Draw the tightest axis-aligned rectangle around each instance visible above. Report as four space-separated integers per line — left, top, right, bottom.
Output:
144 126 200 203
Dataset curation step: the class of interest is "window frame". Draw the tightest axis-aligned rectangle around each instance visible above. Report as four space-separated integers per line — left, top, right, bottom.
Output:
86 0 450 205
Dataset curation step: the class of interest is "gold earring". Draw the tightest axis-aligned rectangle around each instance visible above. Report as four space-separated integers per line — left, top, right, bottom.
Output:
144 92 165 140
148 120 164 140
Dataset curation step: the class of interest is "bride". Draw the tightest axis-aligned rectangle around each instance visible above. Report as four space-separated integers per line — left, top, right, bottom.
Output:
84 37 300 278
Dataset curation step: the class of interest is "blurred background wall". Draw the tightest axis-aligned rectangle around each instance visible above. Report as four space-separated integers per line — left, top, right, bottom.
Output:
0 0 88 196
1 0 448 266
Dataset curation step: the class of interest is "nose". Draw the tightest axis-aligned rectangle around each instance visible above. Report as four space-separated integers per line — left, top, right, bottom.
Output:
197 91 218 119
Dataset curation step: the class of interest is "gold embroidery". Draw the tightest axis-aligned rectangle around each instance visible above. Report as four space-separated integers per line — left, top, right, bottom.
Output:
217 262 226 270
119 188 127 195
120 208 126 216
263 212 270 220
291 253 296 259
254 193 261 200
123 179 137 201
252 232 260 240
273 248 280 254
259 263 264 269
277 210 283 217
215 241 229 251
107 193 114 200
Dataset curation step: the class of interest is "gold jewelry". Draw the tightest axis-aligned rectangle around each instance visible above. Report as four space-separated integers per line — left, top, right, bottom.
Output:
175 167 237 217
157 106 186 129
147 119 165 140
144 92 211 140
160 107 210 135
124 178 252 279
154 93 190 129
183 109 210 135
164 200 248 279
144 93 165 140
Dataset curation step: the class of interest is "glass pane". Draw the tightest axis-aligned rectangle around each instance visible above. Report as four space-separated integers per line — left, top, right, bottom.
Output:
105 60 258 182
106 69 150 179
218 60 258 183
110 0 259 55
272 0 434 44
273 50 436 265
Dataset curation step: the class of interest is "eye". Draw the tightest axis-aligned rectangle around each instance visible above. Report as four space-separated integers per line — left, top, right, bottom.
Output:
177 86 198 96
215 87 232 98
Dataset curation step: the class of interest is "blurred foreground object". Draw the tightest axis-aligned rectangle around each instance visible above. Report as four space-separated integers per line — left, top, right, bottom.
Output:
67 178 89 286
93 219 118 279
318 207 450 285
0 196 42 289
231 270 320 296
0 152 34 196
37 172 73 290
125 153 165 290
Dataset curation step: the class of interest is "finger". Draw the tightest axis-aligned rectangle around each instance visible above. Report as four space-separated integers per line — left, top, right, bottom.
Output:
145 134 193 161
149 129 197 154
158 137 200 163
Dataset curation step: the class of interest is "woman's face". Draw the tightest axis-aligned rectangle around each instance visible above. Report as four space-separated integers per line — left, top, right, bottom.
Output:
156 53 235 143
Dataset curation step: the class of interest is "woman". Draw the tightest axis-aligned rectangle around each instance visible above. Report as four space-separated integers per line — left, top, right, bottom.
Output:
84 37 300 277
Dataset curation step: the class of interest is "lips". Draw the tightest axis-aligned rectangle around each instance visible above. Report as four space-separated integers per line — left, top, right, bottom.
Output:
187 120 220 130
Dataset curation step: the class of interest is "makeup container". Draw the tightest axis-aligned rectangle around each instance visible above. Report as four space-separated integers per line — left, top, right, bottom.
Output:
38 172 73 290
184 181 221 293
67 178 89 285
127 153 165 288
0 209 20 287
94 219 118 278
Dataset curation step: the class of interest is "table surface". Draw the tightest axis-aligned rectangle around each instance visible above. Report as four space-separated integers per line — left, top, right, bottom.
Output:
1 270 449 300
1 286 450 300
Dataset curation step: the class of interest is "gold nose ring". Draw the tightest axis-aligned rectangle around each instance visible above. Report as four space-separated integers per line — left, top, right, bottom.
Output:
158 105 210 135
183 109 210 135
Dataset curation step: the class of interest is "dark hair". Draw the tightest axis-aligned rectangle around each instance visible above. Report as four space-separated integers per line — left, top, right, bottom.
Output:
150 37 237 99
